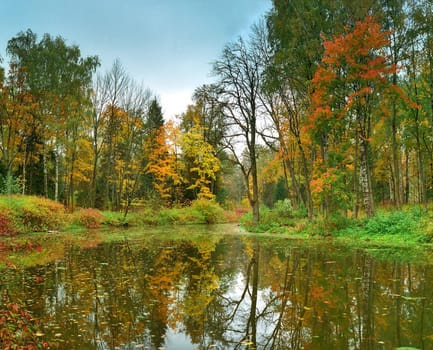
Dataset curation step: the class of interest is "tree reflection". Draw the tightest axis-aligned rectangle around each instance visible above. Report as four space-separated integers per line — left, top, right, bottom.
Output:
1 232 433 349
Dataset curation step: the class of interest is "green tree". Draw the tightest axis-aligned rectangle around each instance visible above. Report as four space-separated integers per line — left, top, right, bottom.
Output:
6 29 99 202
141 97 165 198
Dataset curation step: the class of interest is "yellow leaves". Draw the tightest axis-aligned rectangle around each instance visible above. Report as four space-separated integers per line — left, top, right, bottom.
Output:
181 119 220 199
146 123 184 201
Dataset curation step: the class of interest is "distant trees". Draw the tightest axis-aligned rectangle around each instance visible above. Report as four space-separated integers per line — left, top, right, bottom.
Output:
5 29 99 203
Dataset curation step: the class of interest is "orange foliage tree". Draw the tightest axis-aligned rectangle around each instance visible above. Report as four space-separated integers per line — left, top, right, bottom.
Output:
310 16 399 217
145 121 183 204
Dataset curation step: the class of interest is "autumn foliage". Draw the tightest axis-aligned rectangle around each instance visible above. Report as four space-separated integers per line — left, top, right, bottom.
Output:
308 16 403 217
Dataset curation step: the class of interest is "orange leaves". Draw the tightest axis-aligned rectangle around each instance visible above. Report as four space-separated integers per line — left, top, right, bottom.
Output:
310 16 396 134
146 122 184 201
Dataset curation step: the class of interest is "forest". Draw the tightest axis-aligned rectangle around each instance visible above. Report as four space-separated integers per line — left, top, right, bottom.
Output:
1 0 433 226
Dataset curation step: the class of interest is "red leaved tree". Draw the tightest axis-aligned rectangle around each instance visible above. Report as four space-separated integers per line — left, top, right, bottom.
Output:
310 16 398 217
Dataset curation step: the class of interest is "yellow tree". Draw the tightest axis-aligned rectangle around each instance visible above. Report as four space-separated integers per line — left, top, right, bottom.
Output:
0 64 37 193
181 111 220 200
145 121 183 204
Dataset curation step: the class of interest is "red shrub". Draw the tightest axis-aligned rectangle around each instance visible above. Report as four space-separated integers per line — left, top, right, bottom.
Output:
0 210 17 236
75 208 104 229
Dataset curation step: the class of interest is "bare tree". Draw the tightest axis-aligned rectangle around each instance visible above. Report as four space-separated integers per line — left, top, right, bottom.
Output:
213 36 264 224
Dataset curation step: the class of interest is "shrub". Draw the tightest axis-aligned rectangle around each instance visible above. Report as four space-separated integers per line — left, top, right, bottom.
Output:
363 208 423 236
0 195 67 233
272 199 294 219
74 208 104 229
0 175 22 195
309 214 354 236
190 199 224 224
0 210 17 236
158 208 182 225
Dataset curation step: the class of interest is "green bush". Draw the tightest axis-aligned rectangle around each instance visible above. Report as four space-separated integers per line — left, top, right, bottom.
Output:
157 208 181 225
363 208 423 236
101 211 125 226
190 199 224 224
240 206 279 232
0 175 22 195
309 214 354 236
337 206 430 242
272 199 294 219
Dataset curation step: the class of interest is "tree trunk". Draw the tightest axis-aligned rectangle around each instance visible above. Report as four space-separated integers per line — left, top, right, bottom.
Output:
21 141 27 195
43 138 48 198
283 157 304 207
297 139 313 219
54 143 59 202
359 138 374 217
429 46 433 199
405 150 410 203
391 100 401 209
251 150 260 225
90 124 99 208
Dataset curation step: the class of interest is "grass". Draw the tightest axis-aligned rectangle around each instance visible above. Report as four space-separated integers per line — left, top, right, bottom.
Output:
0 195 232 236
240 202 433 247
2 194 433 254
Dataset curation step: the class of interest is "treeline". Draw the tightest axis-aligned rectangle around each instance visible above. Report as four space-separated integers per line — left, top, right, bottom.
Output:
0 30 221 212
206 0 433 224
1 0 433 223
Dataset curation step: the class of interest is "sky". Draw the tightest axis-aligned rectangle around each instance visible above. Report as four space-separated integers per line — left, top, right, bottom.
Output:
0 0 272 118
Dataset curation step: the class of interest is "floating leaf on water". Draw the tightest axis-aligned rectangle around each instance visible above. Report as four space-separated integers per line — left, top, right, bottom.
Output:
401 295 426 301
242 341 254 346
35 331 45 337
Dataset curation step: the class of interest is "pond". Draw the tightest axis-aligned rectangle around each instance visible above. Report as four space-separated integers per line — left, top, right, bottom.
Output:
1 224 433 350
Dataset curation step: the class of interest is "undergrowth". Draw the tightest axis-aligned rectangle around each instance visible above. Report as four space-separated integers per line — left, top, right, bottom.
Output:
241 202 433 244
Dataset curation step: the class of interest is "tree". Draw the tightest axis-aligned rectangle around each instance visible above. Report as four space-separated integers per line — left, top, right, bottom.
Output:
213 37 264 224
145 121 183 204
180 107 221 200
6 29 99 201
141 97 165 198
310 16 400 217
98 60 131 209
0 63 37 191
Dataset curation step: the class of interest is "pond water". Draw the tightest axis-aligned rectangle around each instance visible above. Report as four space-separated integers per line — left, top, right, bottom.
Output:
1 224 433 350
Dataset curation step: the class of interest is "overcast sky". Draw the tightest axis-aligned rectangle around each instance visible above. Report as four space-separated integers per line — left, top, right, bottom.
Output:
0 0 272 118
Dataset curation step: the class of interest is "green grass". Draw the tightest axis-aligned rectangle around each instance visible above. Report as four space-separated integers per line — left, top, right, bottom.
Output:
240 203 433 247
0 195 230 236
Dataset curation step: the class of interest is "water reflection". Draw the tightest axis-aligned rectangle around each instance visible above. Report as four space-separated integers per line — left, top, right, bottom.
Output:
1 229 433 349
